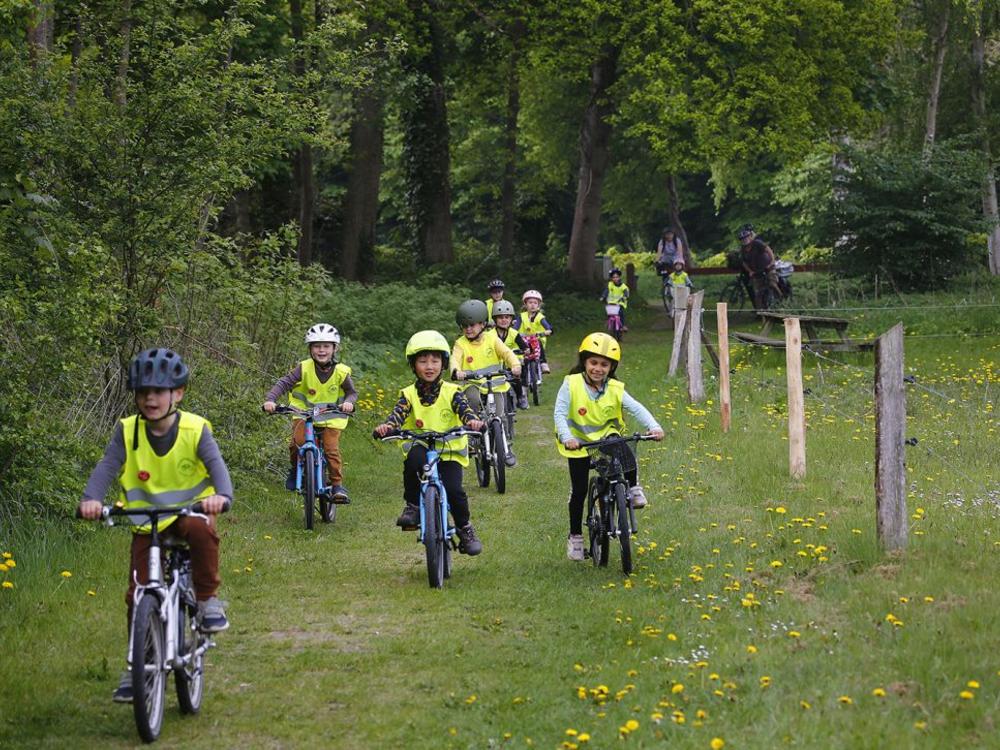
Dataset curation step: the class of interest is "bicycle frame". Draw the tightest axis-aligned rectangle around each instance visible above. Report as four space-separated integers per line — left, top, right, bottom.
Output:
463 373 510 450
271 404 351 495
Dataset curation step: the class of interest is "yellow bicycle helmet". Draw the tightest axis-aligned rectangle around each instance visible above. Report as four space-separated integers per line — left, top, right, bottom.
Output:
405 330 451 370
578 332 621 362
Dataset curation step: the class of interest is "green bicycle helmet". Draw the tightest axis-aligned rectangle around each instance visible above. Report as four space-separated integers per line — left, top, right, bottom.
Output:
405 330 451 370
456 299 489 327
492 299 516 318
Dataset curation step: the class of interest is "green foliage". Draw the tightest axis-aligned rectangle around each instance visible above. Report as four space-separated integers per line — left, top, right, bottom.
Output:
832 142 986 290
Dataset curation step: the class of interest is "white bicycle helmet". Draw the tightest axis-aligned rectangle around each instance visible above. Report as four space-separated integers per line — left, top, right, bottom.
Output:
304 323 341 345
522 289 543 303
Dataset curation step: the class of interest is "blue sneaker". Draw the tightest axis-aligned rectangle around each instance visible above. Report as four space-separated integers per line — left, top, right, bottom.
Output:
330 485 350 504
112 670 133 703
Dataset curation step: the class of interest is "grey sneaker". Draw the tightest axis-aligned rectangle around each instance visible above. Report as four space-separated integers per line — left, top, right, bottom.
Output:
567 534 585 561
456 523 483 556
517 395 529 409
504 451 517 467
112 670 133 703
197 596 229 633
629 485 648 509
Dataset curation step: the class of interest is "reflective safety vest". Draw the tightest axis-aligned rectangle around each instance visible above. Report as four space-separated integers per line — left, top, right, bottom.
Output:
556 374 626 458
668 271 691 287
288 360 351 429
607 281 629 308
454 330 511 394
119 411 216 532
495 326 519 353
400 381 469 466
518 311 549 349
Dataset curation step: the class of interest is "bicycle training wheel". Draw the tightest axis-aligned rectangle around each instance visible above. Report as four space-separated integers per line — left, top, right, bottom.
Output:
424 487 445 589
175 599 204 714
490 421 506 494
132 595 167 742
530 363 540 406
585 481 608 568
302 452 316 530
614 484 633 576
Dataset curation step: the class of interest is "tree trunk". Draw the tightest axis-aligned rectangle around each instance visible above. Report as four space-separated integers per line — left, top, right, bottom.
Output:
68 10 84 108
567 43 620 286
666 174 694 267
339 88 384 281
27 0 54 62
291 0 314 266
972 19 1000 274
114 0 132 109
923 2 950 159
499 23 524 261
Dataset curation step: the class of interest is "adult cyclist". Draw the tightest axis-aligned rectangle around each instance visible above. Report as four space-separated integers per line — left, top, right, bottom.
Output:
737 224 782 310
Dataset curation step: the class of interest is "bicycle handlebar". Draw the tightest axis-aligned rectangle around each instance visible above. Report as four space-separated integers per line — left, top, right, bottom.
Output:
267 404 353 419
376 427 480 445
75 499 232 522
575 432 658 450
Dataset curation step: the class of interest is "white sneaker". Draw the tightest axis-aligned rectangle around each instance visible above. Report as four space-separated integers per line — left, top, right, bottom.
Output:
629 485 648 509
541 363 551 374
566 534 585 561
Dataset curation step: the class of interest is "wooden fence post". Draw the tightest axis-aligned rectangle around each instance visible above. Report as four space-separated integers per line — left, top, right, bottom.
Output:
875 323 908 550
785 317 806 479
686 291 705 402
717 302 731 432
667 287 690 377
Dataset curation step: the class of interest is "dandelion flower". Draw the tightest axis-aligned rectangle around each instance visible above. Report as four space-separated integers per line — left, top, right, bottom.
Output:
1 581 13 589
578 734 590 743
747 645 758 654
788 631 801 638
626 720 639 731
86 590 96 596
770 560 783 568
61 571 72 578
711 739 725 750
565 729 578 736
872 688 886 697
959 690 975 700
800 700 811 710
759 676 772 688
967 681 980 689
672 684 685 694
465 694 477 704
838 695 853 705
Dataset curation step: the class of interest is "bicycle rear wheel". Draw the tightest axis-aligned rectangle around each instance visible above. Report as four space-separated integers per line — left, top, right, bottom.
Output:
175 598 204 714
423 487 445 589
490 420 506 494
614 483 633 576
132 595 166 742
302 452 316 530
586 480 608 567
529 362 539 406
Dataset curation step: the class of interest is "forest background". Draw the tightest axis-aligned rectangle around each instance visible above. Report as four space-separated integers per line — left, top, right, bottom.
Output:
2 0 1000 521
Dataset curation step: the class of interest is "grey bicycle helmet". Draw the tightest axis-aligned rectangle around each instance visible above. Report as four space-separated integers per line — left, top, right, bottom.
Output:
492 299 516 318
456 299 489 327
128 348 189 390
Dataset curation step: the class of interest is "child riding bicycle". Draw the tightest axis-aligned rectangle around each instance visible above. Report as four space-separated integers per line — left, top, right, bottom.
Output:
600 268 630 331
262 324 357 503
373 331 485 555
491 299 530 410
554 333 664 561
516 289 552 374
485 277 507 321
452 299 522 466
77 348 233 702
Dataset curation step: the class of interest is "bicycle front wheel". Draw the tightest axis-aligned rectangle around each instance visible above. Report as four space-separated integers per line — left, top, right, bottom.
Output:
175 598 204 714
490 420 506 494
529 362 540 406
302 452 316 530
586 480 608 568
132 595 166 742
614 483 633 576
423 486 445 589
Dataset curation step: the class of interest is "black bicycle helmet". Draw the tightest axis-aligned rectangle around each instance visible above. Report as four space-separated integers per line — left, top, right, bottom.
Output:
609 267 622 278
737 223 754 240
487 278 505 291
127 348 189 390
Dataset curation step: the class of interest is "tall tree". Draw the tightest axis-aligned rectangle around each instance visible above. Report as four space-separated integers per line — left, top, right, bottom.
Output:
971 2 1000 274
291 0 315 265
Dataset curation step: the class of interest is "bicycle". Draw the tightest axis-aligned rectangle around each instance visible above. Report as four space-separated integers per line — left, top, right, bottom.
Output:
577 433 655 576
520 334 543 406
463 372 512 494
78 501 229 743
605 304 624 341
719 272 754 310
379 427 479 588
268 404 352 529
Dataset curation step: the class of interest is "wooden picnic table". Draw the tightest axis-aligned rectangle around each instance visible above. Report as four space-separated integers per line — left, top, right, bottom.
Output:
731 311 874 352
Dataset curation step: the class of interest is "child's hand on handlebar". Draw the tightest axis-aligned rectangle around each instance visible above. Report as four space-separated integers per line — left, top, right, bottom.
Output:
200 495 229 515
564 438 581 451
78 499 103 520
646 428 665 441
454 369 466 380
373 423 393 438
340 402 355 414
511 365 522 377
466 419 485 431
262 401 277 413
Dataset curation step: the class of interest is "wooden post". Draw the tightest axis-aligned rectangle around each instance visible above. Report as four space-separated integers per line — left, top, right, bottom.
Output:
875 323 908 550
667 287 690 377
717 302 731 432
686 291 705 402
785 317 806 479
625 262 637 292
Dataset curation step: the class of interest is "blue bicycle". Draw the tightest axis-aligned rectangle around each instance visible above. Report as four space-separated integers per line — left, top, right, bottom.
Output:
270 404 352 529
379 427 477 588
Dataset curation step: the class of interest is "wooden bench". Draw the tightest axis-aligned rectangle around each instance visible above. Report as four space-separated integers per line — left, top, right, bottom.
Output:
732 312 874 352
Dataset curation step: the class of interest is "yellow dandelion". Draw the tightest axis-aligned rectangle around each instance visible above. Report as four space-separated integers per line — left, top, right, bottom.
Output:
872 688 886 697
565 729 578 736
1 581 13 589
86 590 96 596
578 734 590 743
959 690 975 700
800 700 811 710
788 631 801 638
61 570 73 578
672 683 685 694
625 719 639 731
760 676 772 688
747 645 758 654
967 681 980 689
465 694 477 704
838 695 853 705
711 739 725 750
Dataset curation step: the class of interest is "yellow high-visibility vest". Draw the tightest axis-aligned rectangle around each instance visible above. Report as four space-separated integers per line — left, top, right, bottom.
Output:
556 374 625 458
119 411 216 531
607 281 629 308
454 330 511 394
288 360 351 429
399 381 469 466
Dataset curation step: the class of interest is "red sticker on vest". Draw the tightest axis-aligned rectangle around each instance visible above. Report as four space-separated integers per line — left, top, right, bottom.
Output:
308 388 316 396
578 408 587 416
415 419 424 428
467 356 474 363
138 471 150 481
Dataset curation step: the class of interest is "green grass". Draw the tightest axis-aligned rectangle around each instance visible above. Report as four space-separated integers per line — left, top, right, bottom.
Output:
2 295 998 748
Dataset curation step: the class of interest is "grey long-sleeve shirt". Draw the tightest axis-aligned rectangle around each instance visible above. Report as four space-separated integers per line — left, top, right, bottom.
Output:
554 377 662 444
82 416 233 502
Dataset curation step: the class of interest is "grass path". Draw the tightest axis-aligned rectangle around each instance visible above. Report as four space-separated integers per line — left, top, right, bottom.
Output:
3 308 999 748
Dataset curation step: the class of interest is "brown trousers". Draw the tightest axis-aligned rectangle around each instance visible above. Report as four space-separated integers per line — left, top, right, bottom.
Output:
126 514 220 627
290 422 343 484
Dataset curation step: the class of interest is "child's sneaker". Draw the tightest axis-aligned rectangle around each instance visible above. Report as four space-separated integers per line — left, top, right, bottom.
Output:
517 395 529 409
504 450 517 467
566 534 584 561
456 523 483 555
396 504 419 530
112 670 133 703
330 485 350 504
197 597 229 633
284 467 297 491
629 485 648 509
541 362 551 374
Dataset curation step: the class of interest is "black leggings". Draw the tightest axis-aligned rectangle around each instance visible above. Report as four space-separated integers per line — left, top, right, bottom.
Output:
403 446 470 527
567 457 637 535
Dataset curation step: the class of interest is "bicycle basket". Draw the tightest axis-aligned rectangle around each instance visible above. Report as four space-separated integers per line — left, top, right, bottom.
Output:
604 304 621 316
590 438 636 475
